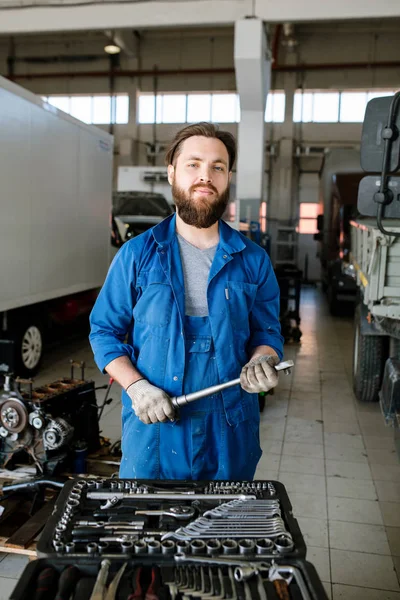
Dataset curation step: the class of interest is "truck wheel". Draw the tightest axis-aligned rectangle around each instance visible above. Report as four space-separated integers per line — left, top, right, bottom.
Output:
13 321 44 377
353 306 386 402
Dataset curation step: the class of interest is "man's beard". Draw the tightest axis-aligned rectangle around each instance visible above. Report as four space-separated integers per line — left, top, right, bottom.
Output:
172 181 230 228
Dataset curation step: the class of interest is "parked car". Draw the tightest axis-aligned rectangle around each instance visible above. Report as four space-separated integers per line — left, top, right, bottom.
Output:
111 191 173 248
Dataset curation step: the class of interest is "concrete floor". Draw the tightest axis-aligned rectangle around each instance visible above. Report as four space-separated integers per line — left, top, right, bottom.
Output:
1 286 399 599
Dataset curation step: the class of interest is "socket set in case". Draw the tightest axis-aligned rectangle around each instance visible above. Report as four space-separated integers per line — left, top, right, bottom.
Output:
9 478 329 599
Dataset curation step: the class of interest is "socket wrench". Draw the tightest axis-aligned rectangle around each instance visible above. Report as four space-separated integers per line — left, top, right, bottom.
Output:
171 360 294 408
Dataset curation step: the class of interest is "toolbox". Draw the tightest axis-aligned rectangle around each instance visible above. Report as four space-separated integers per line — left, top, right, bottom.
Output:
9 478 329 599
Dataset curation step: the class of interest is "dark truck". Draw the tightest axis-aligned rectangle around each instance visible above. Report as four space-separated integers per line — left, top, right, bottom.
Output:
111 191 173 249
315 149 363 314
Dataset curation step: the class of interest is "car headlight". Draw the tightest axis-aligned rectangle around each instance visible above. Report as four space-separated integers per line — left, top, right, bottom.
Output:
342 262 356 280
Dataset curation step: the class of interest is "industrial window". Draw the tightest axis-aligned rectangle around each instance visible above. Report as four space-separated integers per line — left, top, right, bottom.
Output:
137 92 285 124
294 89 396 123
297 203 319 234
41 95 129 125
265 92 285 123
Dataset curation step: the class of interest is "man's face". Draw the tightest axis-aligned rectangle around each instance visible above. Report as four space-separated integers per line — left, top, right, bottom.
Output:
167 136 232 228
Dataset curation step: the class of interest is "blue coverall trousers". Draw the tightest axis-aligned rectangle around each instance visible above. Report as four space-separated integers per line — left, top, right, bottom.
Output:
120 315 262 480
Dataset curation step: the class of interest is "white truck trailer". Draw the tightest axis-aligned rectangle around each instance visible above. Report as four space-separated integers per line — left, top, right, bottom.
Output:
0 77 113 376
350 219 400 428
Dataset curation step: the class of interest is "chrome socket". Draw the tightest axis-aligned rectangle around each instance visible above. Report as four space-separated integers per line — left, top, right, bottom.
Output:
134 540 148 555
147 540 161 555
206 539 221 556
222 539 238 555
161 540 176 556
121 540 134 553
87 542 98 555
190 539 206 555
239 539 255 555
98 542 109 555
275 534 294 554
65 542 75 554
53 541 65 553
256 538 274 555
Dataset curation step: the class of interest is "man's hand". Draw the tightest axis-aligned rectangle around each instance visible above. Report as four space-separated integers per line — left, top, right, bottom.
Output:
240 354 279 393
126 379 175 424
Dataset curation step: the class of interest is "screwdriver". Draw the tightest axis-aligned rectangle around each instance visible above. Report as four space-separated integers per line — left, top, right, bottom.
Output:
33 566 59 600
54 566 81 600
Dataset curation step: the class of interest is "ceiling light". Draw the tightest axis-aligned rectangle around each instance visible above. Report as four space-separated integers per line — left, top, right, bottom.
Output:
104 43 121 55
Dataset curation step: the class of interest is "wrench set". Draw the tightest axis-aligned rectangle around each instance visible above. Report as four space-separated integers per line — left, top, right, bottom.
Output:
9 478 328 599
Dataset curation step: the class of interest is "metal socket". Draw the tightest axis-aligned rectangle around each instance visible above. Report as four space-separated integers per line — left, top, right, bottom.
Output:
53 541 65 553
95 479 105 489
176 540 190 553
275 535 294 554
239 539 255 555
121 540 134 553
147 540 161 555
87 542 98 555
256 538 274 555
65 542 75 554
161 540 176 556
206 539 221 556
222 539 238 555
98 542 109 555
134 540 147 555
190 539 206 555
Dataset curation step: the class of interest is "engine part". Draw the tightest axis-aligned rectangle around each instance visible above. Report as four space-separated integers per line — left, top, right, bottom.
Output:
29 411 45 430
42 417 73 450
0 370 101 474
0 398 28 433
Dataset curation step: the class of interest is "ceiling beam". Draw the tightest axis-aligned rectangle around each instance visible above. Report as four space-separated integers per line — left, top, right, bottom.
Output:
0 0 399 35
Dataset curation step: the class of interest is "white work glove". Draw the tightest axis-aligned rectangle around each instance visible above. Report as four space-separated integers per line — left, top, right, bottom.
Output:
126 379 175 424
240 354 279 393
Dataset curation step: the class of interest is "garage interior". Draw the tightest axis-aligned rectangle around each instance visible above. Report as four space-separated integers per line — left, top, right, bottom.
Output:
0 1 400 599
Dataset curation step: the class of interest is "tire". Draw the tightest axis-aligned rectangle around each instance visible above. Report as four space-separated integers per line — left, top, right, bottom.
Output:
12 320 44 377
353 305 387 403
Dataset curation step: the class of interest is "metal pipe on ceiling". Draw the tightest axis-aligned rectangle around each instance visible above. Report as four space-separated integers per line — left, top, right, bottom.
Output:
8 59 400 81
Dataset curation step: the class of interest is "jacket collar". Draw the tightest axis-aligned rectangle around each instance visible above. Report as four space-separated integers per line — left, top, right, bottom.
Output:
152 214 246 255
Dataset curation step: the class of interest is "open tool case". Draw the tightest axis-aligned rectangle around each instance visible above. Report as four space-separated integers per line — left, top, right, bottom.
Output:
10 478 328 600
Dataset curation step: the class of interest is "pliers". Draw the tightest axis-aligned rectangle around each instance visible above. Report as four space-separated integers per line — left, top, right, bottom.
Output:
127 567 161 600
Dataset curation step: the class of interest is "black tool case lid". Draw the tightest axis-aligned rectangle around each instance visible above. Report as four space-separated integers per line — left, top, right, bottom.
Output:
37 478 306 560
9 556 329 600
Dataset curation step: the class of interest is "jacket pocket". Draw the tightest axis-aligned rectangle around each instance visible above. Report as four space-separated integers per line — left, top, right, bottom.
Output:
226 281 258 330
136 333 170 388
134 269 173 327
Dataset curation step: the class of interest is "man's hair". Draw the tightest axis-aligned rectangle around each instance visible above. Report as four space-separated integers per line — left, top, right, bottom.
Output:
165 122 236 171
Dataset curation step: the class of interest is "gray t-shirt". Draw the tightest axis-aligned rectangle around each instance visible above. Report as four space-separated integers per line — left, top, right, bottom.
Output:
177 234 217 316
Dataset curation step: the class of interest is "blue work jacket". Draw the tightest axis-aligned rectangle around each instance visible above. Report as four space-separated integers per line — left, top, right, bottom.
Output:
89 214 283 426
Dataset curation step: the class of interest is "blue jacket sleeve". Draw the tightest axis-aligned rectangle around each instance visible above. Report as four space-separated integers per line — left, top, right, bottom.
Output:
89 243 137 373
248 251 284 360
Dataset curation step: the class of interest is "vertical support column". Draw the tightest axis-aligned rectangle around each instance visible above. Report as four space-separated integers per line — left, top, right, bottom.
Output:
234 19 271 225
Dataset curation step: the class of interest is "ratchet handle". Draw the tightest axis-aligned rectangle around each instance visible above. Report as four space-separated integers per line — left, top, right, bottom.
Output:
171 360 294 408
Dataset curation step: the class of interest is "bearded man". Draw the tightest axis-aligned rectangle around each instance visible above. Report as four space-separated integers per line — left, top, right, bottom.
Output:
89 122 283 480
